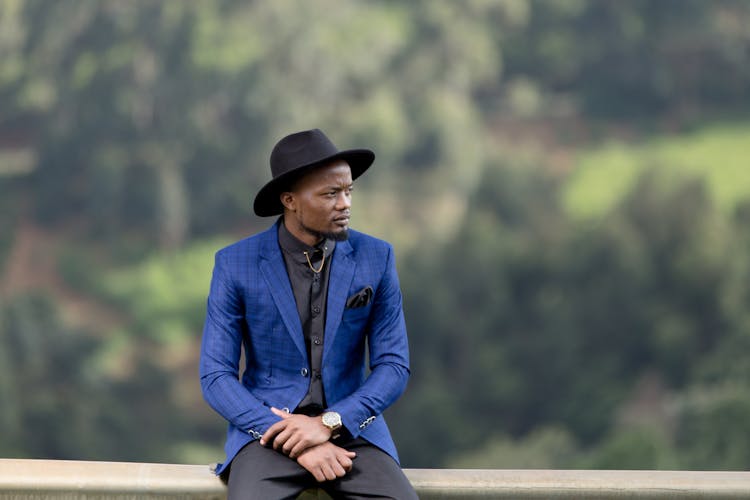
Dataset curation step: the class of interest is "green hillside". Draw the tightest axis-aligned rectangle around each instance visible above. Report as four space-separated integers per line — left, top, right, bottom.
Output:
564 123 750 219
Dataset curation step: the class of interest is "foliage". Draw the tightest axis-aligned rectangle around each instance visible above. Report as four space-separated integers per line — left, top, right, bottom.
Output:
449 426 579 469
99 238 229 343
1 0 750 471
0 293 186 461
394 162 750 467
502 0 750 118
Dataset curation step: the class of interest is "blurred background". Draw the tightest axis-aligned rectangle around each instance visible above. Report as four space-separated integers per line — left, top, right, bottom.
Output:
1 0 750 470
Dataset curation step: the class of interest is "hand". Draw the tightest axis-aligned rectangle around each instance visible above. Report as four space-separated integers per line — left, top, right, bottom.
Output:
296 441 356 483
260 407 332 458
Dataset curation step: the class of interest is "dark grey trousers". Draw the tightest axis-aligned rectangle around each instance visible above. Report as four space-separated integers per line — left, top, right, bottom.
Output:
226 439 418 500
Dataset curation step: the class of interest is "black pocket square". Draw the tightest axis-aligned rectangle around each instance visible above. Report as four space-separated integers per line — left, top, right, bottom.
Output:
346 286 373 308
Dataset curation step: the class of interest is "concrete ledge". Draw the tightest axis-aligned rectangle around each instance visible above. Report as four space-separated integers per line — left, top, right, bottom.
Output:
2 459 750 499
407 468 750 499
0 459 224 500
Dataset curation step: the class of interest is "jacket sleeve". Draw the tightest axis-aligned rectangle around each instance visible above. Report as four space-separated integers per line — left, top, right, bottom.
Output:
199 252 280 437
327 244 411 437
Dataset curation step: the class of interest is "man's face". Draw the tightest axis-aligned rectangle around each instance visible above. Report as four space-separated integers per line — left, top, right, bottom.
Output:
281 160 353 246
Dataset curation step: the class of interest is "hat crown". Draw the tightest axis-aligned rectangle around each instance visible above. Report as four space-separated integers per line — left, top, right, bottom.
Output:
254 129 374 217
270 129 339 179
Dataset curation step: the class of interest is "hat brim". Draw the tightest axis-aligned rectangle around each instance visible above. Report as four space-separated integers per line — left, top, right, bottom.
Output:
253 149 374 217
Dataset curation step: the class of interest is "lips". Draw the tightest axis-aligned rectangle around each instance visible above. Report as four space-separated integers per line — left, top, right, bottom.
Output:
333 215 350 225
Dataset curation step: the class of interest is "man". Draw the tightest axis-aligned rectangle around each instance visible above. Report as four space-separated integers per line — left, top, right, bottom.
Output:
200 129 417 499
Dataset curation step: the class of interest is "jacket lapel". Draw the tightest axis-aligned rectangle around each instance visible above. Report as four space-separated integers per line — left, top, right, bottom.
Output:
258 223 307 360
323 239 355 362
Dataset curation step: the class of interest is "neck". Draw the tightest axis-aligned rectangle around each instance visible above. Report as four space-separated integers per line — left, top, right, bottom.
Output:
282 216 323 247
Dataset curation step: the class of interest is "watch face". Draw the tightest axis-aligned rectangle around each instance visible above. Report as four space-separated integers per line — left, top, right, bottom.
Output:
323 412 341 428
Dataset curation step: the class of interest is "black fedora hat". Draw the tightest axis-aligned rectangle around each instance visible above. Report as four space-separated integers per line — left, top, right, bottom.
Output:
253 129 375 217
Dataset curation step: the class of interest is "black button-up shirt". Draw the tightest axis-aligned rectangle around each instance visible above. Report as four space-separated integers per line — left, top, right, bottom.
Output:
277 221 335 415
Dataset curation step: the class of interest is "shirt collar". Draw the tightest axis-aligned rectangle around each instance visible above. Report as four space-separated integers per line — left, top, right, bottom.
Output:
277 218 335 264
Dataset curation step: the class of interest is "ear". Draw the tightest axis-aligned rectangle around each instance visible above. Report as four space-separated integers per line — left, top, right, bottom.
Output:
280 191 296 212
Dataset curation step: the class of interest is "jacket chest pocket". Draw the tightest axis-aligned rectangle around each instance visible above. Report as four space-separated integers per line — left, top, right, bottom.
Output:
342 303 372 329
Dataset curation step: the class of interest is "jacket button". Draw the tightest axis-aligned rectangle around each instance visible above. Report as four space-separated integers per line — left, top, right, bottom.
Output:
301 368 309 377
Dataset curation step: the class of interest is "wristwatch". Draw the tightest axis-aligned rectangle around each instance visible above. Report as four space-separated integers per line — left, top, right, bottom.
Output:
321 411 342 439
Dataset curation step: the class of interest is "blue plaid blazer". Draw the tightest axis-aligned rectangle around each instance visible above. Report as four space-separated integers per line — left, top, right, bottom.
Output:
199 220 410 475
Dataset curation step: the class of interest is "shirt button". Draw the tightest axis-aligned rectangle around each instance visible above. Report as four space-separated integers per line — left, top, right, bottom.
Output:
312 305 321 314
301 368 309 377
313 337 322 345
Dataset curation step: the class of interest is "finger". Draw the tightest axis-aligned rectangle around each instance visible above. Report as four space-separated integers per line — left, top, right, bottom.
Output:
313 468 326 483
272 428 294 450
259 421 286 446
322 463 337 481
315 465 331 483
290 435 316 458
331 460 347 478
339 455 353 472
270 407 291 419
289 439 308 459
282 434 302 456
335 449 354 469
328 442 355 456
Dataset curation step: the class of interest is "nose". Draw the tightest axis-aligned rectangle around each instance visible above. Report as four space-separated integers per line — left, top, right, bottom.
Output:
335 191 351 211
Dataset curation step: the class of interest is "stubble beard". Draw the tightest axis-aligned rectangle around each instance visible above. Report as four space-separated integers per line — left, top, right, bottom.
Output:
330 229 350 241
301 221 349 242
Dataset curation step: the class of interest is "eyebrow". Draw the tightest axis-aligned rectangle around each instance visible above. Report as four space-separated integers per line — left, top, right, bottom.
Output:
321 182 353 190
